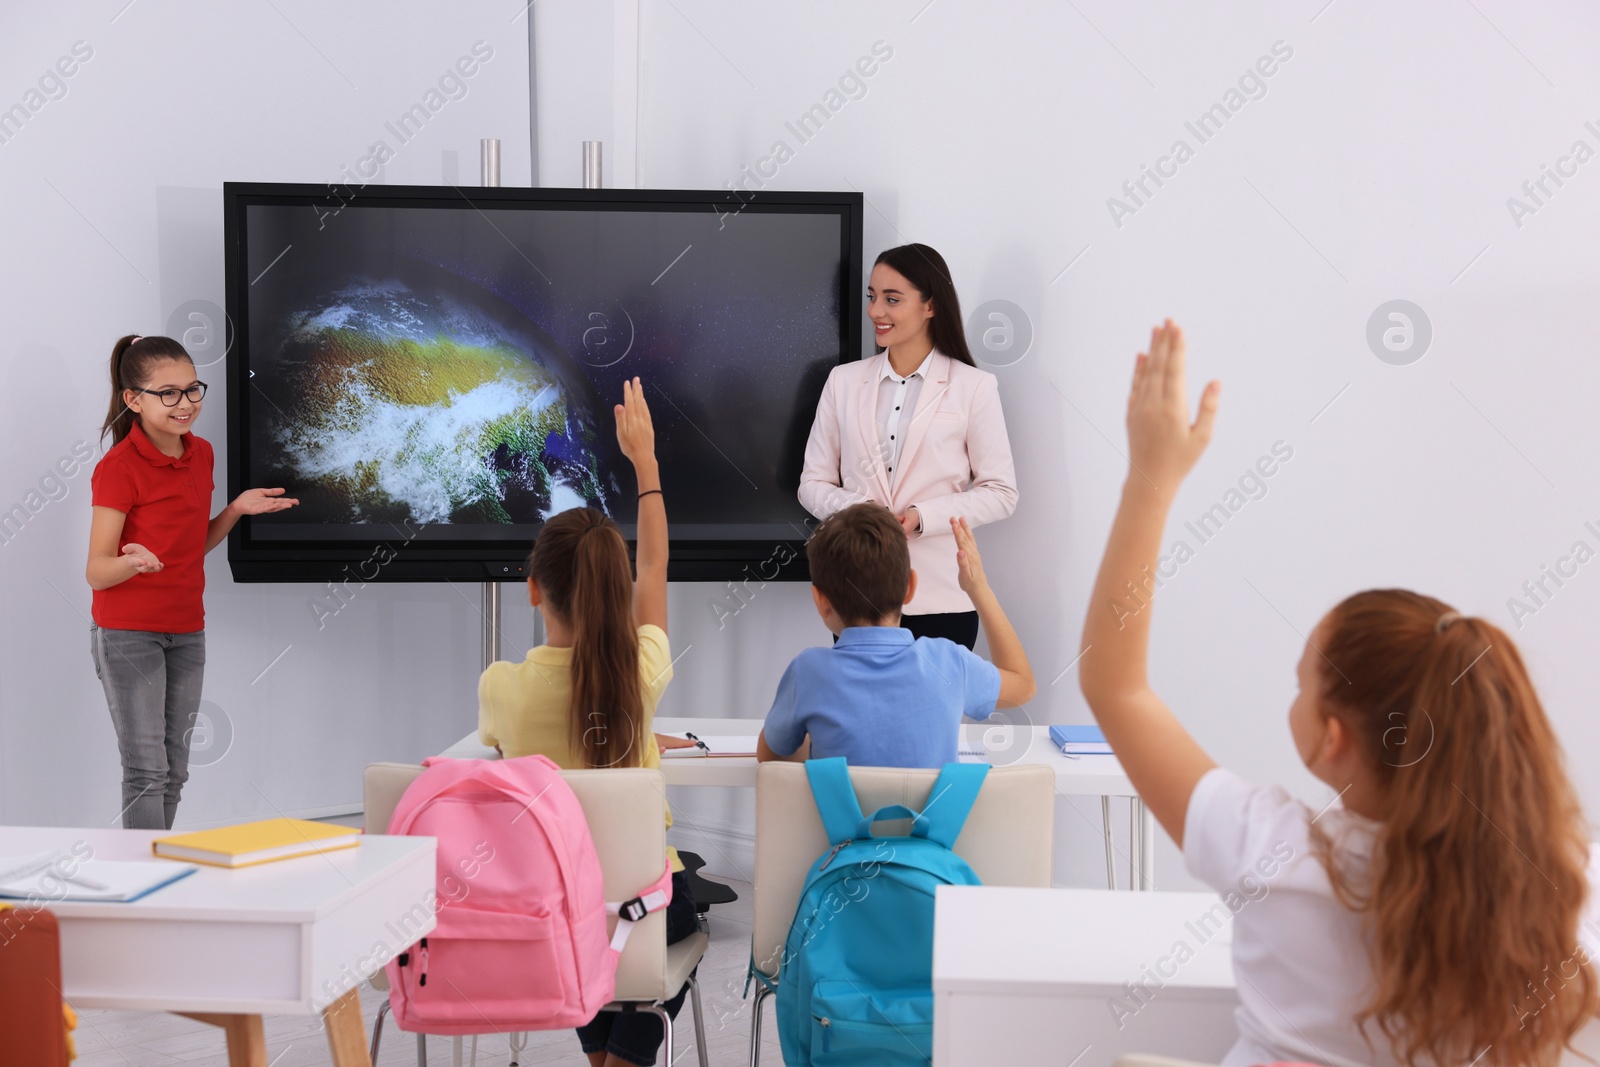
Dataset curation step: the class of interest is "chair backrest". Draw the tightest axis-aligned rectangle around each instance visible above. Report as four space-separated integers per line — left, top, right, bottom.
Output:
362 761 670 999
751 761 1054 980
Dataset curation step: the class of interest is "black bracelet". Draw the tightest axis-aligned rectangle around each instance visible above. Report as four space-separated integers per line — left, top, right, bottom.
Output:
638 489 663 500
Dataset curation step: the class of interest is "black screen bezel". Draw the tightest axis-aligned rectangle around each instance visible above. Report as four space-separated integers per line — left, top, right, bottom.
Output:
222 181 864 583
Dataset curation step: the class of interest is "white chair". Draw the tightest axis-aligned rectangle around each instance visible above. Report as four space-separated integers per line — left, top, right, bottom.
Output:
363 761 711 1067
746 760 1056 1065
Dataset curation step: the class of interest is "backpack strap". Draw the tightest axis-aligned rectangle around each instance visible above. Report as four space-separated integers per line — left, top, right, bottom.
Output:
913 763 990 848
805 757 867 846
605 856 675 953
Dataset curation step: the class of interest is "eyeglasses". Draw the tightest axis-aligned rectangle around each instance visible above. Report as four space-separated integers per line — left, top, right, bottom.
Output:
137 383 208 407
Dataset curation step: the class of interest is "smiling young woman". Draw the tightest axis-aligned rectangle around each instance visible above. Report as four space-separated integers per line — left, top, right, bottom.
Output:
797 244 1018 649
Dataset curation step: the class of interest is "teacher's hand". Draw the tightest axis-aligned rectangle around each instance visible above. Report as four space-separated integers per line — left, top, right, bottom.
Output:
898 507 921 537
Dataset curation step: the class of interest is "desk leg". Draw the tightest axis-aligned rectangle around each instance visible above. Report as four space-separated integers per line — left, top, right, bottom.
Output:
323 988 374 1067
1099 796 1116 890
1131 797 1156 891
175 1012 267 1066
1142 798 1157 889
1128 796 1139 890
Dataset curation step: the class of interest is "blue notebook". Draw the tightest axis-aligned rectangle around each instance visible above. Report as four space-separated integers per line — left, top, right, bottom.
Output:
1047 724 1113 755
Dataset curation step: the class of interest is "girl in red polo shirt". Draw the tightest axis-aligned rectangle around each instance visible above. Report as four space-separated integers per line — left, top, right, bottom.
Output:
86 335 297 829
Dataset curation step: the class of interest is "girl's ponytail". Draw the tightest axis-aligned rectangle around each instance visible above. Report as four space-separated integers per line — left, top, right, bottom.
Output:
527 508 643 769
102 334 194 446
1314 589 1597 1067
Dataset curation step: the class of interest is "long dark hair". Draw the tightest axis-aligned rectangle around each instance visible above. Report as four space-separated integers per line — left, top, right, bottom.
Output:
102 335 194 446
527 508 643 769
872 244 975 366
1314 589 1597 1066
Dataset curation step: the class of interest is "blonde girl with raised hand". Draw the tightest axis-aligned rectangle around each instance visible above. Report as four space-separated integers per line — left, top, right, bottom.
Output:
1078 321 1596 1067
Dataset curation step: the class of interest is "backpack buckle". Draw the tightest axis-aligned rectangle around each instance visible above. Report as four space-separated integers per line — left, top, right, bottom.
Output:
618 896 649 923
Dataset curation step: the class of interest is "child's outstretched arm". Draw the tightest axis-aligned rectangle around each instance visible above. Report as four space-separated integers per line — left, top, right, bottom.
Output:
1079 321 1221 848
952 516 1036 707
616 377 667 633
205 488 299 553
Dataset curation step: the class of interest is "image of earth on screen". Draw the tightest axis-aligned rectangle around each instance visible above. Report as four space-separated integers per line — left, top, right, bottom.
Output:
242 202 845 543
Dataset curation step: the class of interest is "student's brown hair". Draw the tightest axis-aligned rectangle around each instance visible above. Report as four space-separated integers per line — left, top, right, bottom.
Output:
806 503 911 626
1313 589 1597 1067
872 244 975 366
527 508 642 769
102 335 194 446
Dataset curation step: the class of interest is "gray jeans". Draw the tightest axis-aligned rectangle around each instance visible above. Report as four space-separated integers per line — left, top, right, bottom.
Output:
90 624 206 830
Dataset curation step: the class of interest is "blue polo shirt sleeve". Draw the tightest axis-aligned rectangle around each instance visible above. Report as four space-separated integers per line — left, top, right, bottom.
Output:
762 656 807 756
956 646 1002 721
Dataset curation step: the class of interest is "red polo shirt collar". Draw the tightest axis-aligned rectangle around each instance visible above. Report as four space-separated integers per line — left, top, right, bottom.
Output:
127 421 195 469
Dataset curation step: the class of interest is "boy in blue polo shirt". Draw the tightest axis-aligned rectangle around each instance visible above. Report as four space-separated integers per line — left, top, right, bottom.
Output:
757 503 1036 767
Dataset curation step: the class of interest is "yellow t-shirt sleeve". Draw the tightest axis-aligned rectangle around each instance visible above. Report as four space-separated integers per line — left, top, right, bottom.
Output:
638 624 673 702
477 666 499 748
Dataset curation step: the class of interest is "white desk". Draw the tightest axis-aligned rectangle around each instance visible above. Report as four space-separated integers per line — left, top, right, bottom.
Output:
1 826 436 1066
935 884 1600 1067
933 885 1239 1067
444 717 1156 890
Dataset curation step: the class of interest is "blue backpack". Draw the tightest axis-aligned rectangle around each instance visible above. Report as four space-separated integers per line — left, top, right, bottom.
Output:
774 757 989 1065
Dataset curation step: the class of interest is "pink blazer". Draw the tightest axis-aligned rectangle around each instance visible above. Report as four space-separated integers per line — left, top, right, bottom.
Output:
798 350 1019 615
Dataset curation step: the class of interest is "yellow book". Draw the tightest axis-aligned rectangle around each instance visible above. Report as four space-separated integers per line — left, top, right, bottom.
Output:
152 818 360 868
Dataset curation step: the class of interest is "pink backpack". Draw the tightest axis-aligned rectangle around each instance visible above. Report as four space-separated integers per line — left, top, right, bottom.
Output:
383 755 672 1034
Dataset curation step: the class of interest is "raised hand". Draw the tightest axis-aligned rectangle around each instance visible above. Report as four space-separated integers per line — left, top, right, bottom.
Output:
952 516 987 596
232 487 299 515
1126 319 1220 497
614 376 656 467
121 543 163 574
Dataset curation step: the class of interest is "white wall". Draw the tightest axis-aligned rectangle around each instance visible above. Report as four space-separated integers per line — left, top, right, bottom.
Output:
606 0 1600 889
6 1 1599 895
0 1 535 827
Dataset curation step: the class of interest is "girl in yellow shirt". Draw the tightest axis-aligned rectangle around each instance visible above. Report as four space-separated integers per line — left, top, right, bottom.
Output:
477 377 695 1067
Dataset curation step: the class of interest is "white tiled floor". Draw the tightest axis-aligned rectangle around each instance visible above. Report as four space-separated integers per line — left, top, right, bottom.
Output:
70 876 780 1067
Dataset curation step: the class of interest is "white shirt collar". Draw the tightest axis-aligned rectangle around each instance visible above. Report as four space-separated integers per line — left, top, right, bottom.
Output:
879 348 936 384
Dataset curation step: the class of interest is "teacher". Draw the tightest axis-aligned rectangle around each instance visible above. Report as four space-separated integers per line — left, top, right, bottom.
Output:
798 243 1018 649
